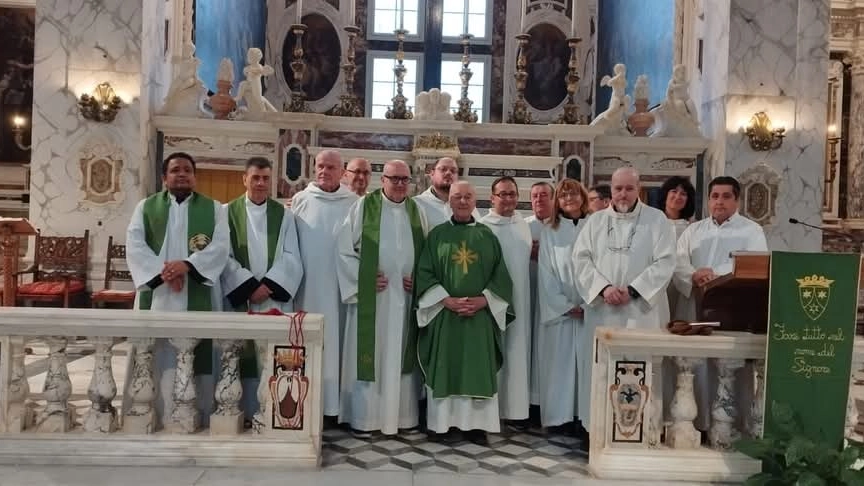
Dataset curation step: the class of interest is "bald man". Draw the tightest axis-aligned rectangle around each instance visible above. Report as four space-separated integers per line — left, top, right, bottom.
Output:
415 181 514 445
413 157 480 228
343 158 372 197
292 149 359 423
572 167 676 438
336 160 429 437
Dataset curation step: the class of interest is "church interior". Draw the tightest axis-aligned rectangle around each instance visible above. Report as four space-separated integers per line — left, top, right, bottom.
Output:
0 0 863 484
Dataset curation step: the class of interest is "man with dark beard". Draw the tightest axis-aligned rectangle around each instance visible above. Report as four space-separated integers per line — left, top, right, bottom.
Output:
413 157 479 228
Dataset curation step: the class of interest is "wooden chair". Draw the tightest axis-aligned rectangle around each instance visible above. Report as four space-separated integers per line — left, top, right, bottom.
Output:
91 235 135 308
16 229 89 308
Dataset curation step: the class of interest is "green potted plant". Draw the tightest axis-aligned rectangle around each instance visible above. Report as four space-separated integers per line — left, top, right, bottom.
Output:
734 402 864 485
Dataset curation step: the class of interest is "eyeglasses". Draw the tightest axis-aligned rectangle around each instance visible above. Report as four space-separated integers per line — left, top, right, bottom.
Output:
346 169 371 177
383 175 411 185
559 190 580 199
493 191 518 199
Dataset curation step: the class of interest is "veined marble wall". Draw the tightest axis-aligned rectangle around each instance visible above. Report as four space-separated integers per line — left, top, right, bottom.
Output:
699 0 829 251
31 0 154 281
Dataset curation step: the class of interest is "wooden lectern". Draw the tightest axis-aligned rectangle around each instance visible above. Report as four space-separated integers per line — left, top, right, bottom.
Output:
695 251 864 334
0 218 36 307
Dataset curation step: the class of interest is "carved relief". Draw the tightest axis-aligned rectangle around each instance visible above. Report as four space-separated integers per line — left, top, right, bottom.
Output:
609 360 649 443
738 163 781 226
164 136 215 151
231 141 276 154
79 139 125 205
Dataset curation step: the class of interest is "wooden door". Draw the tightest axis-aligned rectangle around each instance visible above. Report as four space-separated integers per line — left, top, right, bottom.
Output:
195 168 246 203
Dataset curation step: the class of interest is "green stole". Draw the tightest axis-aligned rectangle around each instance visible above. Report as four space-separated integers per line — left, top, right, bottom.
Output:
138 190 216 375
357 189 424 382
227 196 285 378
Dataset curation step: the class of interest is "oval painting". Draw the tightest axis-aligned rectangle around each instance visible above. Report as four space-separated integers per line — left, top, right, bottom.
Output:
525 23 569 111
283 14 341 102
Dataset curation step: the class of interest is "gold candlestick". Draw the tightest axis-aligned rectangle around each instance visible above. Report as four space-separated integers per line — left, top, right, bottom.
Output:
386 29 413 120
508 33 532 124
285 23 310 113
556 37 583 124
453 33 478 123
331 25 363 117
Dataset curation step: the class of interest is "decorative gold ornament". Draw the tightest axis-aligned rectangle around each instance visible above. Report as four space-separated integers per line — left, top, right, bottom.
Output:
744 111 785 151
415 132 457 150
78 82 123 123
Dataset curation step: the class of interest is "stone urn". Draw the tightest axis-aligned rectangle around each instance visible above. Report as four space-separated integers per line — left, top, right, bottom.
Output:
628 98 655 136
210 79 237 120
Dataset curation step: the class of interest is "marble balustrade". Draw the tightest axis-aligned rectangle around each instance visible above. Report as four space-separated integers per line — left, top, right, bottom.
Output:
0 307 323 468
588 327 864 483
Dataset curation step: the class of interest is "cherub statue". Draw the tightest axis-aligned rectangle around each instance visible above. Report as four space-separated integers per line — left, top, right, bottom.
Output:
235 47 278 119
649 64 701 137
590 63 631 135
414 88 453 121
160 41 207 116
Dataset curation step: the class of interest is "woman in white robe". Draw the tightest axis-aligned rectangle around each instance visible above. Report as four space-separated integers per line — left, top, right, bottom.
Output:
537 179 590 430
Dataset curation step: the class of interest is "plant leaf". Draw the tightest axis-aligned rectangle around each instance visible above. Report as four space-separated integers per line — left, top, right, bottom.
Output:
794 471 826 486
786 437 815 466
735 438 778 460
744 472 779 486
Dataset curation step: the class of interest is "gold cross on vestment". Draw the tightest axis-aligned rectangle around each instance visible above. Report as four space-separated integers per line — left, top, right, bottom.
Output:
452 241 478 274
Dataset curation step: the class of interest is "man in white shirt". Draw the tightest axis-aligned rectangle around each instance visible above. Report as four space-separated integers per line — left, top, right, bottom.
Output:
413 157 479 228
292 150 359 424
480 177 533 428
524 181 554 421
672 176 768 431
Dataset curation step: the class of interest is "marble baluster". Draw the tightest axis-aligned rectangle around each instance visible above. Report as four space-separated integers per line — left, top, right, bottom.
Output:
709 359 745 449
166 337 200 433
5 337 33 432
847 54 864 219
123 338 157 433
646 355 664 447
211 339 244 435
36 336 73 432
666 356 701 449
83 337 118 433
252 340 269 434
748 359 766 438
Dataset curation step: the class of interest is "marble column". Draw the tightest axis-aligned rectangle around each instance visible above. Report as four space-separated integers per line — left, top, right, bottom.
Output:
123 338 157 434
83 337 118 433
699 0 829 251
36 337 73 433
846 54 864 219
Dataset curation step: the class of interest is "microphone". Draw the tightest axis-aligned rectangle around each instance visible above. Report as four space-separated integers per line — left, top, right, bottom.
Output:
789 218 863 250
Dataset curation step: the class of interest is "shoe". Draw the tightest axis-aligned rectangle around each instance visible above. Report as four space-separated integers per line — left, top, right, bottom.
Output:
504 419 530 432
323 415 339 429
465 429 489 446
399 426 419 434
351 428 373 439
430 429 462 444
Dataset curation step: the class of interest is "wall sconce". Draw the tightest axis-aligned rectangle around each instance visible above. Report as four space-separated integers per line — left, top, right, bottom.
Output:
77 82 123 123
824 123 841 211
744 111 785 151
11 115 31 151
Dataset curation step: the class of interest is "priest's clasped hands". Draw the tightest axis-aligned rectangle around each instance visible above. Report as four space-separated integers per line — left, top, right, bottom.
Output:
692 267 718 287
375 272 413 293
442 296 489 317
161 260 189 292
602 286 632 306
250 284 273 304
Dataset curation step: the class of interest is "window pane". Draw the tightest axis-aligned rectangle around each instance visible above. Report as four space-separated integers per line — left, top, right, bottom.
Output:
373 58 394 81
371 105 388 119
402 10 419 34
440 60 462 81
472 62 485 80
468 14 485 37
439 57 487 120
372 81 394 102
468 0 485 14
443 0 463 13
402 59 418 83
403 0 419 10
467 85 484 105
441 12 465 37
374 10 397 34
377 0 396 8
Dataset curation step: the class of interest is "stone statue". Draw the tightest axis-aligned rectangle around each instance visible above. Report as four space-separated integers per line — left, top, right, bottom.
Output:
649 64 701 137
414 88 453 121
160 41 207 117
235 47 278 120
633 75 649 101
590 63 631 136
210 58 237 120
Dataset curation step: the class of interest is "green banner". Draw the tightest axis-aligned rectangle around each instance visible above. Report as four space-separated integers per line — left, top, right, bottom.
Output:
765 251 861 447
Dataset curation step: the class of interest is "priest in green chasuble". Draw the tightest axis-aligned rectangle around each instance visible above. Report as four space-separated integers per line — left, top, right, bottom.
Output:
126 152 230 429
337 160 428 437
416 181 514 445
221 157 304 423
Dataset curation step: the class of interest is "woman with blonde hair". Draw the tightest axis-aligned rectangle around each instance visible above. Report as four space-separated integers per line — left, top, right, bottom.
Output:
536 178 589 442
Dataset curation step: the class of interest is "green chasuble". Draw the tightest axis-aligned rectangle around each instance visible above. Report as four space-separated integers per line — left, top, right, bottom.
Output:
138 190 216 375
356 189 424 381
416 222 514 399
226 195 285 379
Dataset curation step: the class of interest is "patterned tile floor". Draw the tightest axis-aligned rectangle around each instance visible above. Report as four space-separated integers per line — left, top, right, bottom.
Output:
321 425 591 479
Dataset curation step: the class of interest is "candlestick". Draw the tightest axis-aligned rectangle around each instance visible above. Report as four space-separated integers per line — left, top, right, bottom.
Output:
453 33 478 123
463 0 469 35
399 0 405 30
556 37 583 125
330 25 363 117
285 23 310 113
570 0 577 37
296 0 303 24
520 0 527 33
349 0 356 25
386 29 413 120
508 33 532 124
